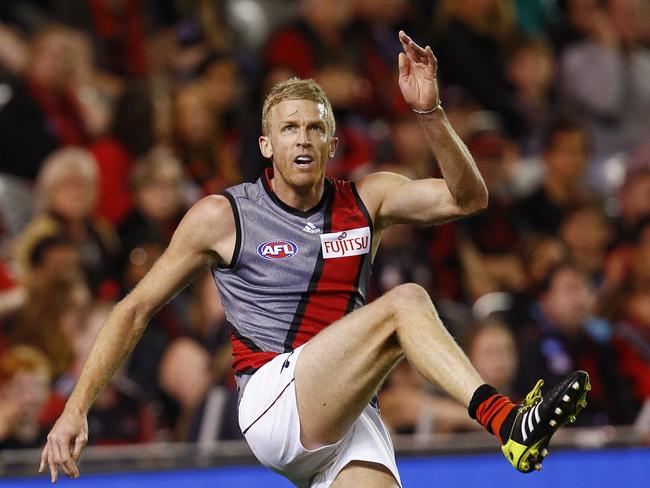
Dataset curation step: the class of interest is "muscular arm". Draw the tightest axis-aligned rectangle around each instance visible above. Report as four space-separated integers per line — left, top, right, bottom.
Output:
358 109 487 230
356 31 488 231
40 195 236 482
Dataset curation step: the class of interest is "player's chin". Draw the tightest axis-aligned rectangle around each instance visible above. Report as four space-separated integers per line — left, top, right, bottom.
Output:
291 166 322 181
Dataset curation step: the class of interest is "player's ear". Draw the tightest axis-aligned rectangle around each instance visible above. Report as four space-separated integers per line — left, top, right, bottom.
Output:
259 135 273 159
328 137 339 159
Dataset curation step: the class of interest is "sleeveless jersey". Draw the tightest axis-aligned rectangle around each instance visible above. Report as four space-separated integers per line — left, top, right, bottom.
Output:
213 168 373 395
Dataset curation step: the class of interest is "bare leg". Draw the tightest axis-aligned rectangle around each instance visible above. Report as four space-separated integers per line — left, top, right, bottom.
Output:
330 461 399 488
295 283 483 448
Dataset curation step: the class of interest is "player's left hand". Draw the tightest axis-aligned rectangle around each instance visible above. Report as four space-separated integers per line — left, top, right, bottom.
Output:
397 30 440 112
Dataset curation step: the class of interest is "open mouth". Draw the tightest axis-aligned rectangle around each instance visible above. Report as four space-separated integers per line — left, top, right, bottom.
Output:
294 155 314 167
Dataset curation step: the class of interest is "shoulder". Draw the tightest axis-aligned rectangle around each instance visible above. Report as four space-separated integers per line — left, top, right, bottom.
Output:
172 195 235 251
184 195 234 227
355 171 411 204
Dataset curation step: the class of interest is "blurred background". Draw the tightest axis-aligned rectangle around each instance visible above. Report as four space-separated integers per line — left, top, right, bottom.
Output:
0 0 649 484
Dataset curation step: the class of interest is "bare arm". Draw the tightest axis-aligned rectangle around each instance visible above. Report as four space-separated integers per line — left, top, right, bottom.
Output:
39 195 236 482
357 32 487 230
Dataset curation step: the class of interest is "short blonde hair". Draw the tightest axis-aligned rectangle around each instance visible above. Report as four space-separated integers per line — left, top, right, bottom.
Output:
36 146 98 209
262 78 335 136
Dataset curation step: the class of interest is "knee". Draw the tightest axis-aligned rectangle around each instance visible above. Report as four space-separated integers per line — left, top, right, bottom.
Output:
385 283 431 316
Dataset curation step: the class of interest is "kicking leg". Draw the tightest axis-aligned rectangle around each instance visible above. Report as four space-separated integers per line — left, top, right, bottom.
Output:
294 282 483 448
294 282 591 474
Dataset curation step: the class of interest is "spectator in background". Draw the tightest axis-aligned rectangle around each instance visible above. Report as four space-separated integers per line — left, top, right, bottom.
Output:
261 0 394 122
264 0 357 79
172 83 241 195
558 203 613 289
7 275 90 379
504 36 556 155
459 131 525 301
0 25 89 180
609 219 650 407
559 0 650 188
116 152 190 398
0 345 52 449
16 147 118 295
465 319 519 400
515 262 637 425
118 146 188 253
515 117 592 234
197 52 242 117
91 80 162 225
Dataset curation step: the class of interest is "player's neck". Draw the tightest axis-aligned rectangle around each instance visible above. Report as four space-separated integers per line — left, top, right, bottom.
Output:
270 177 325 212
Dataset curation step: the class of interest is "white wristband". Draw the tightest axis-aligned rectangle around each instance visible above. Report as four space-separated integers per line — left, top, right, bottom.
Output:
412 100 442 114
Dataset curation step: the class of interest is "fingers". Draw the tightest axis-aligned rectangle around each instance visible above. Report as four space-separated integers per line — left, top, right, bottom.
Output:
49 456 58 484
72 433 87 463
50 440 68 478
39 444 47 474
398 52 410 77
41 435 81 483
53 437 80 479
41 442 59 483
399 30 429 62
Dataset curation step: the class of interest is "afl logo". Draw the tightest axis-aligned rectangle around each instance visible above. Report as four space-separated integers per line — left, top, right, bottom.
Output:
257 240 298 260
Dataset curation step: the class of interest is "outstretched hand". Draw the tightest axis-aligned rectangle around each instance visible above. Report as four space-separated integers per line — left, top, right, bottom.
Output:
397 31 440 112
39 410 88 483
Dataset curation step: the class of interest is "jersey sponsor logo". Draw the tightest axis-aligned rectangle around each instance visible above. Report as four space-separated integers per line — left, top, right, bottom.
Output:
257 240 298 259
320 226 371 259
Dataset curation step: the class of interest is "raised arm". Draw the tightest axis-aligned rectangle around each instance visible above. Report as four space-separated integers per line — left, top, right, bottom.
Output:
357 31 488 230
39 195 236 483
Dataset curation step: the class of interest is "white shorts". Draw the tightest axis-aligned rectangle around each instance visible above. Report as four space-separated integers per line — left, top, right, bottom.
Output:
238 345 402 488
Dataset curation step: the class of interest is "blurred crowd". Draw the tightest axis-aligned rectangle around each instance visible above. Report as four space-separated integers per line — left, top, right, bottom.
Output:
1 0 649 449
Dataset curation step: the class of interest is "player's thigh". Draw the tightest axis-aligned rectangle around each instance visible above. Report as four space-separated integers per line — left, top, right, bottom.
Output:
294 289 407 448
329 461 400 488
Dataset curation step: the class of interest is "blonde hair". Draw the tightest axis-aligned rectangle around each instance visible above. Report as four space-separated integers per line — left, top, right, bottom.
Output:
36 146 98 210
261 77 335 136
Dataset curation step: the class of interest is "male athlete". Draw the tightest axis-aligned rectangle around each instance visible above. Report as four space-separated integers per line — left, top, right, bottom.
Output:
40 32 590 487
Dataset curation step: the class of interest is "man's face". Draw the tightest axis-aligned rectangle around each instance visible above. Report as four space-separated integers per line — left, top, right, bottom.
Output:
259 99 337 191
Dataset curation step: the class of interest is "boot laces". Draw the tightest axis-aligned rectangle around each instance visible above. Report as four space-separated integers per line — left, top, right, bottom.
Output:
522 379 544 410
